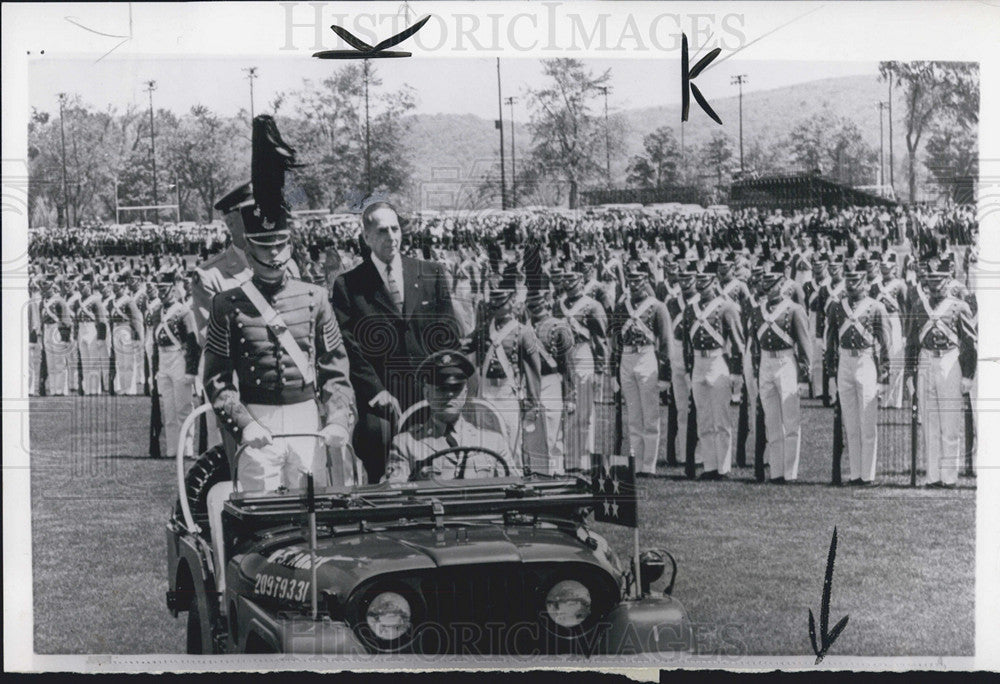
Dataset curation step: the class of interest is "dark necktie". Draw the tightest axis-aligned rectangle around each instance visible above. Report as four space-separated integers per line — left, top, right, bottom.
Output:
444 424 459 448
385 266 403 312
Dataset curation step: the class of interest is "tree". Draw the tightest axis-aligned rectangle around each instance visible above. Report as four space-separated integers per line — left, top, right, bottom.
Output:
743 137 789 178
924 122 977 203
524 59 610 208
165 105 247 221
701 132 735 186
879 61 979 202
787 114 877 186
626 126 680 189
287 62 416 210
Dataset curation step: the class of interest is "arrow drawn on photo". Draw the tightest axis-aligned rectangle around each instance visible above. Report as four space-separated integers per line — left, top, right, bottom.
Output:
315 15 431 60
808 527 849 664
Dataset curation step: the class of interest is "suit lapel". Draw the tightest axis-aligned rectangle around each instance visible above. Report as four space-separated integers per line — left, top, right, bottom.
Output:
402 256 421 319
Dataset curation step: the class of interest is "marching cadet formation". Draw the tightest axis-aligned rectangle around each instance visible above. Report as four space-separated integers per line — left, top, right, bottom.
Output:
27 129 978 490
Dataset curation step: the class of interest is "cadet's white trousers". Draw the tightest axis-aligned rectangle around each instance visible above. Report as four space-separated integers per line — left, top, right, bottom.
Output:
565 343 595 471
837 350 878 481
811 335 826 397
670 348 691 464
743 344 757 464
918 348 962 485
78 322 104 395
621 346 661 474
238 400 324 492
29 341 41 395
539 372 565 475
759 349 802 480
112 324 142 395
479 377 522 456
157 348 195 458
884 312 905 408
692 349 733 475
43 324 71 396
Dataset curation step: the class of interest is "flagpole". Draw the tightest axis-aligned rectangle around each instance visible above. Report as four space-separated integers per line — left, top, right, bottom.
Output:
633 527 642 599
307 472 319 620
629 453 642 599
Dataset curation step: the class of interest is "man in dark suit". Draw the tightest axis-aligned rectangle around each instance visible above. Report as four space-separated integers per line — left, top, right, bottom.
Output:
331 201 461 481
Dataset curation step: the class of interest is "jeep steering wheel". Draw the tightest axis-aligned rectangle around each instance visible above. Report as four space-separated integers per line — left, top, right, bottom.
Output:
409 446 511 481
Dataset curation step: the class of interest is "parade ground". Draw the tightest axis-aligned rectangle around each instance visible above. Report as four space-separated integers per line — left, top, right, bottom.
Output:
29 396 974 657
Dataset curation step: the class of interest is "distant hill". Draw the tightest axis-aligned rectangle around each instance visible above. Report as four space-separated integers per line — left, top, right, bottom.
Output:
400 74 918 207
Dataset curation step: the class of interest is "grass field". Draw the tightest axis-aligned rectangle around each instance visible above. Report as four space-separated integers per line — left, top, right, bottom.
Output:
28 396 974 656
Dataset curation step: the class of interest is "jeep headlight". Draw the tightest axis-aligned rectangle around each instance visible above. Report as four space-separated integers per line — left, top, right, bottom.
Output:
545 580 592 628
365 591 412 641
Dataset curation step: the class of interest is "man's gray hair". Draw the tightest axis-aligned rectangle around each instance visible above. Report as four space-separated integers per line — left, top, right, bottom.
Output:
361 201 398 232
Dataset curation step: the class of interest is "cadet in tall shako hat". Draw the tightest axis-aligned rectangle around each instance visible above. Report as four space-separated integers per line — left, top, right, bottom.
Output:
873 252 908 408
749 262 812 483
664 260 698 467
802 253 830 399
679 261 744 480
202 114 357 492
904 257 977 488
76 274 109 395
385 350 518 482
553 266 608 472
611 263 672 476
526 290 577 475
151 273 201 460
468 268 544 461
824 259 890 486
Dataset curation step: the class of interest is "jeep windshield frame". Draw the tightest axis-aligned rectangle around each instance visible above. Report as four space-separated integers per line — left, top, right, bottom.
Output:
222 475 598 532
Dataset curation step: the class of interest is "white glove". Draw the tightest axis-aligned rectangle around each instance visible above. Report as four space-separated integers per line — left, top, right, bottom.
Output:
657 380 671 392
730 375 743 394
370 390 402 418
877 383 888 404
961 377 974 396
320 423 350 448
242 421 273 449
905 375 915 398
829 379 838 398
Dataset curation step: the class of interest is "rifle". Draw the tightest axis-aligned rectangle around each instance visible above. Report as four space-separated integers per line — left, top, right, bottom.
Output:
148 341 162 458
832 396 843 486
736 385 749 468
754 392 766 483
963 393 975 478
684 389 698 479
39 343 48 397
665 385 679 467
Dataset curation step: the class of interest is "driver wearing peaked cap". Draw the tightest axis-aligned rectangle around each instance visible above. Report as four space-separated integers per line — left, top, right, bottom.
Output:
384 350 519 482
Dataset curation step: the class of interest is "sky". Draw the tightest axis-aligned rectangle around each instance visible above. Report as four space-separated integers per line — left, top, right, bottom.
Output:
28 56 879 121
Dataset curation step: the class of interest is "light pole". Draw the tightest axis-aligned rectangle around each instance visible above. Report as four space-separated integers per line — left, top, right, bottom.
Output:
505 96 517 208
731 74 748 173
244 66 259 122
878 101 889 189
496 58 507 210
145 80 159 224
597 86 611 188
363 59 372 194
886 66 895 194
57 93 70 228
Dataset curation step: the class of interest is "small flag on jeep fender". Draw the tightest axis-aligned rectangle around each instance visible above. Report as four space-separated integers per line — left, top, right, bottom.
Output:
590 454 638 528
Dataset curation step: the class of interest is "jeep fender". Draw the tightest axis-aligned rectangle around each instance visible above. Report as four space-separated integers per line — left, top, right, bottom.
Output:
597 595 693 654
232 595 368 655
166 522 217 616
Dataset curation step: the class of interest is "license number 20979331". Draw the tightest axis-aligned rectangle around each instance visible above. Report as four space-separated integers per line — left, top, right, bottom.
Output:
253 573 310 602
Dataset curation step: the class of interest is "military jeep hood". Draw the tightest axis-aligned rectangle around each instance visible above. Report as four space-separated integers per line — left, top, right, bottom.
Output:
232 522 619 607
